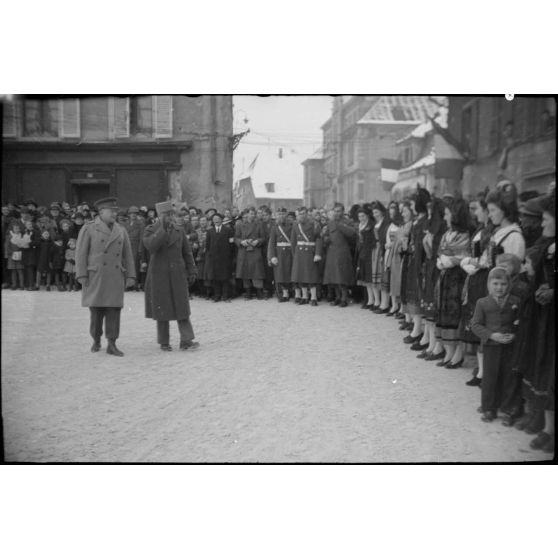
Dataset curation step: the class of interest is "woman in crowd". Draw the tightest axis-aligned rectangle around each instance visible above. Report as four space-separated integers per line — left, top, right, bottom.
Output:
396 201 415 331
370 201 391 312
415 196 446 358
383 201 402 315
434 198 471 368
355 206 375 309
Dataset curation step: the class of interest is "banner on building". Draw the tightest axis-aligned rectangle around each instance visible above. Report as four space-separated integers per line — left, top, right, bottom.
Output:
380 158 402 189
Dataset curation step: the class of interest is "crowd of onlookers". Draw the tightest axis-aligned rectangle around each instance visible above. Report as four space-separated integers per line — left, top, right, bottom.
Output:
2 179 555 454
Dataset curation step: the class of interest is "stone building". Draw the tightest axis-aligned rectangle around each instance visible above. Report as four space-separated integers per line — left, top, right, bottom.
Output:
2 95 233 210
446 96 556 197
301 147 326 208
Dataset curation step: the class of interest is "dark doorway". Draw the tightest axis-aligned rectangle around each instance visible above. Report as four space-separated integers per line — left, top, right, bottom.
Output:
71 181 110 206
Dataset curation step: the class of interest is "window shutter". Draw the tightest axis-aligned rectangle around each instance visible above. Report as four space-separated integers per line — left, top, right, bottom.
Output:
60 98 80 137
114 97 129 137
153 95 172 137
2 99 16 137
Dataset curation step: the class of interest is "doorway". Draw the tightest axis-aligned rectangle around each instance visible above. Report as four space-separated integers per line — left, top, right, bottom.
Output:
71 180 110 206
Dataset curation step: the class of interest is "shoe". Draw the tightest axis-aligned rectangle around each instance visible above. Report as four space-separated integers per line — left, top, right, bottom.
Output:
106 341 124 357
299 298 309 305
212 297 221 303
361 303 369 309
501 415 516 427
477 406 484 413
417 351 431 359
529 432 551 450
436 359 451 367
278 296 287 303
481 411 497 422
405 323 413 331
160 344 173 351
445 358 465 369
524 410 545 434
90 340 101 353
466 377 482 387
395 312 405 320
377 307 390 314
310 300 318 306
542 438 555 454
410 342 429 351
403 334 421 344
180 340 200 351
46 286 51 291
294 297 301 304
425 350 446 361
340 301 348 308
224 298 232 303
514 414 533 431
330 299 340 306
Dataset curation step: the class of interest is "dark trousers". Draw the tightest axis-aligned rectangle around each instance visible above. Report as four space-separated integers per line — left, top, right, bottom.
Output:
334 285 349 302
213 279 230 300
481 343 515 413
156 319 195 345
25 265 35 288
90 307 121 342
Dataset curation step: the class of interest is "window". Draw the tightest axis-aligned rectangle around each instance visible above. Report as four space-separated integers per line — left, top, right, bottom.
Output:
110 96 130 138
265 182 275 193
23 98 59 137
130 96 153 135
59 98 80 138
153 95 173 138
2 99 16 137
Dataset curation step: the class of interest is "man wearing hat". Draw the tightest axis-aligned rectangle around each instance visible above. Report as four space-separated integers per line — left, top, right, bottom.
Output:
205 212 235 302
124 205 146 291
519 196 544 248
49 202 64 229
75 197 136 356
143 200 199 351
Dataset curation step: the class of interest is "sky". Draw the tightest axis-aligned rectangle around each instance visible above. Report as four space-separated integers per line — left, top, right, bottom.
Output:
232 95 333 195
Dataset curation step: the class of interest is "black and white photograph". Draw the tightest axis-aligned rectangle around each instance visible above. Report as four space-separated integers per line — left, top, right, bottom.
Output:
1 93 555 463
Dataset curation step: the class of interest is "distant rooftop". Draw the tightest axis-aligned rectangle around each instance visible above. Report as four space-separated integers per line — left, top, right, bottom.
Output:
358 96 446 124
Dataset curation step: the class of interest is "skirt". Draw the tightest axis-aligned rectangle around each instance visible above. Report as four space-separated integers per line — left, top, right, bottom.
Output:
371 246 384 287
435 266 467 342
459 268 488 344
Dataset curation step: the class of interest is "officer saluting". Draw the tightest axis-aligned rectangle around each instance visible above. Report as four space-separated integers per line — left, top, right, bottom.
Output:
75 197 136 356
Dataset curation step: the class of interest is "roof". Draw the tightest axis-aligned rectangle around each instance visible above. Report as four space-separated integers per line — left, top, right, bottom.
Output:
237 146 304 200
396 106 449 144
302 146 324 162
398 149 436 174
358 96 444 125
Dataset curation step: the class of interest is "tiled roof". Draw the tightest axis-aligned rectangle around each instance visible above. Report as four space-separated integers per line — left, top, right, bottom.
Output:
358 96 445 124
396 107 449 144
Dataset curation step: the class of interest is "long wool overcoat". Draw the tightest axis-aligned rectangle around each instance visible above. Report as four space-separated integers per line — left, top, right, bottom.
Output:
75 217 136 308
267 222 293 284
143 221 197 321
205 225 234 281
235 220 265 280
322 219 356 285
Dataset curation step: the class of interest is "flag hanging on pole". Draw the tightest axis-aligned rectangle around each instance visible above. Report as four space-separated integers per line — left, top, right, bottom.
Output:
247 154 259 172
380 158 402 189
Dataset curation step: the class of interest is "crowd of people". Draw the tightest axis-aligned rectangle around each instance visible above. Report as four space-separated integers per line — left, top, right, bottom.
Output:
2 179 555 454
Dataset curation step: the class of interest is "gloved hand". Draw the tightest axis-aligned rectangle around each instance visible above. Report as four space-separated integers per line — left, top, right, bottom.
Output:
462 264 478 276
126 277 135 289
77 276 88 287
313 255 322 262
188 275 197 286
270 257 278 266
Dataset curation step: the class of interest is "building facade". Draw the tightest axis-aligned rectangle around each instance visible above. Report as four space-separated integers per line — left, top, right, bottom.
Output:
320 96 443 207
447 96 556 197
302 148 327 207
2 95 234 210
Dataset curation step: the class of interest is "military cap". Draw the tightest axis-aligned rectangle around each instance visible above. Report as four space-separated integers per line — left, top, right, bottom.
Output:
94 197 118 210
155 200 174 216
128 205 140 214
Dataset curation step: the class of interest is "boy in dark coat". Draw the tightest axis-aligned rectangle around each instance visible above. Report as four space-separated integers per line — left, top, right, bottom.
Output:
471 267 521 423
143 200 199 351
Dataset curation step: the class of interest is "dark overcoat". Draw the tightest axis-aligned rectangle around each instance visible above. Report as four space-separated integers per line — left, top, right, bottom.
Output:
355 223 374 284
235 220 265 280
290 220 323 284
75 217 136 308
205 225 234 281
143 221 197 321
323 219 356 285
267 222 293 284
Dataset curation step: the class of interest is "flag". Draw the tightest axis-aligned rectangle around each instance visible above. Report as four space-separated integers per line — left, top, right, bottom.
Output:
247 154 259 172
430 118 465 179
380 158 402 189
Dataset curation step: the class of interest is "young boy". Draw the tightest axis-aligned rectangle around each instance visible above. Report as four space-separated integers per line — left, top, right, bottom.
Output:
471 267 521 423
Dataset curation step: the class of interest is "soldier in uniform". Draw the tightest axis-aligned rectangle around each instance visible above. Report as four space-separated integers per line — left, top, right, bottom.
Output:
75 197 136 356
235 206 266 299
143 200 199 351
259 205 274 299
125 205 146 291
322 202 357 307
290 206 323 306
267 207 293 302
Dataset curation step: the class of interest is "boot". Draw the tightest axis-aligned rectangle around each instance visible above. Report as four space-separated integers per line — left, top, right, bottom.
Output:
243 287 252 300
256 288 264 300
91 338 101 352
524 408 545 434
106 340 124 357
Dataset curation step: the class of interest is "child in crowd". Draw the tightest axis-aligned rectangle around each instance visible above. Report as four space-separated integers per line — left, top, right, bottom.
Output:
471 267 521 422
22 220 39 290
64 238 77 291
59 219 74 248
50 235 66 291
6 222 25 289
495 253 530 302
35 229 53 290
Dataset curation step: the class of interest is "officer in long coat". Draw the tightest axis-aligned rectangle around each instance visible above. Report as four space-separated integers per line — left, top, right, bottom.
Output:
290 206 323 306
235 206 265 299
75 197 136 356
205 212 234 302
323 203 357 307
267 207 293 302
143 200 199 351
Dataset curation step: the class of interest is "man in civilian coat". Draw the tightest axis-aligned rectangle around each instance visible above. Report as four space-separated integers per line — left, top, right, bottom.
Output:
75 197 136 356
143 201 199 351
205 212 234 302
322 202 356 307
124 205 146 291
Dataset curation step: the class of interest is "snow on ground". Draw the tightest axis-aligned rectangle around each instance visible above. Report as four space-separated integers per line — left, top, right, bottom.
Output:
1 290 549 462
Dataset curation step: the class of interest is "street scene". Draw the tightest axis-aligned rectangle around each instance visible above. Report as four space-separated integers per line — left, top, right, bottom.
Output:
1 94 555 462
